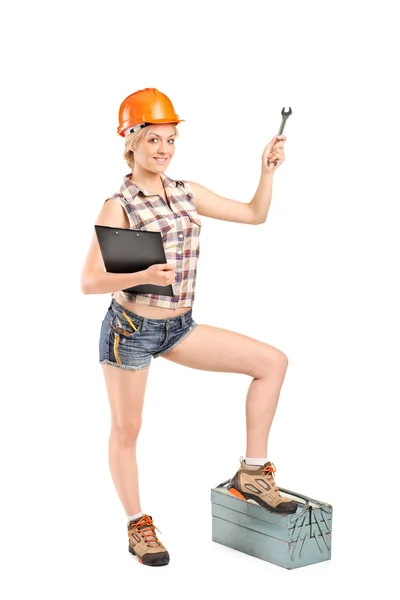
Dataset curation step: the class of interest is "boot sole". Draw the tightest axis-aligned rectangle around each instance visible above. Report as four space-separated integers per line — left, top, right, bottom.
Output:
228 486 297 514
128 543 170 566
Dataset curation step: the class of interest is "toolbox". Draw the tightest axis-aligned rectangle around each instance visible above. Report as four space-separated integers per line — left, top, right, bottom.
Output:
211 479 332 569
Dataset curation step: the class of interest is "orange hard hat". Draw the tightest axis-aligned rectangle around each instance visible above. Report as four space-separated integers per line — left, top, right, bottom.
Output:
117 87 184 137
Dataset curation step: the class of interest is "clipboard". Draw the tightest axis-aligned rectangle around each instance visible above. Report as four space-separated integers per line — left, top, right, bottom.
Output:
95 224 174 296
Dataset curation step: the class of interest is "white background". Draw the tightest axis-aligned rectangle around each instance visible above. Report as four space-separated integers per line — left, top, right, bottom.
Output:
1 0 399 597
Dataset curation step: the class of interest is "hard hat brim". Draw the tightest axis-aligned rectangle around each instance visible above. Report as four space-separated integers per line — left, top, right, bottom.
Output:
118 118 185 137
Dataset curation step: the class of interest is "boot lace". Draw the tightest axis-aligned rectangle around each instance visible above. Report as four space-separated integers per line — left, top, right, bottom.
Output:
261 462 279 493
132 515 162 548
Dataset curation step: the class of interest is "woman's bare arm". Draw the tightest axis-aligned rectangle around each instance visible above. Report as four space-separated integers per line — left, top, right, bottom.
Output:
80 199 149 294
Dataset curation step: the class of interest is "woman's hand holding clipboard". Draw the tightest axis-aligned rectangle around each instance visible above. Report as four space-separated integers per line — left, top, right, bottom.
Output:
145 263 175 286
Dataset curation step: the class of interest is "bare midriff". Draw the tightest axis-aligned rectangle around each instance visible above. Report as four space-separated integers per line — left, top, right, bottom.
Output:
114 298 192 320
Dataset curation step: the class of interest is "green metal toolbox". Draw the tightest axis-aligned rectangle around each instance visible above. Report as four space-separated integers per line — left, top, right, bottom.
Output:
211 479 332 569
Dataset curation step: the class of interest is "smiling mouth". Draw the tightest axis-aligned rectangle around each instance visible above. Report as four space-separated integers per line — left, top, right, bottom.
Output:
153 157 169 163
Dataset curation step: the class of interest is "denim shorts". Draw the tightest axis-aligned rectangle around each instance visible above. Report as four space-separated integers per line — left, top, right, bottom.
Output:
99 299 198 370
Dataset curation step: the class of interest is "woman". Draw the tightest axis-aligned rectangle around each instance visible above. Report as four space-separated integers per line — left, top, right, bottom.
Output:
80 87 294 567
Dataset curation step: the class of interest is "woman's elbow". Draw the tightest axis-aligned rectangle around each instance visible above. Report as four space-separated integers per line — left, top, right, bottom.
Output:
80 273 95 294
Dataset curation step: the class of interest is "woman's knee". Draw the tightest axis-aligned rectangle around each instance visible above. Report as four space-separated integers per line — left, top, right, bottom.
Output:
278 351 289 370
259 346 288 377
110 419 143 445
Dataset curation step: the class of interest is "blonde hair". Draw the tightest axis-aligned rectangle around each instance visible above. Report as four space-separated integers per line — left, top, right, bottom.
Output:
123 124 179 171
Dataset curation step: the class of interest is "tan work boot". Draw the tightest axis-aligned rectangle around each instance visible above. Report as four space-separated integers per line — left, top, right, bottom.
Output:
128 514 170 566
227 457 297 514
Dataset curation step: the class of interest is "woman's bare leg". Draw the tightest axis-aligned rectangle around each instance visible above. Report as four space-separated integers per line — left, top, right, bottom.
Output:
160 324 288 457
101 364 150 515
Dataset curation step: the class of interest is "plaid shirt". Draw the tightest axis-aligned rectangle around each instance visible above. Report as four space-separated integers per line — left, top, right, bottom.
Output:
107 172 202 310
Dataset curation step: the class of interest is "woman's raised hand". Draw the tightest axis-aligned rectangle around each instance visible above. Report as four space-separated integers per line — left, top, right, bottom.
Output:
261 135 286 173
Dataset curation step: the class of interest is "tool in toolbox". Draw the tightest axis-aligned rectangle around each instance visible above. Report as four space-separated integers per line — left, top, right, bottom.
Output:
267 106 292 168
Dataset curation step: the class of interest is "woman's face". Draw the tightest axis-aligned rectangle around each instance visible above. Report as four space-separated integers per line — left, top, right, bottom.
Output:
132 124 176 173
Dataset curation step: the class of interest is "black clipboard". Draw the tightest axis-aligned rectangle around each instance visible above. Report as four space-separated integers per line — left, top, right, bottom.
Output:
95 224 174 296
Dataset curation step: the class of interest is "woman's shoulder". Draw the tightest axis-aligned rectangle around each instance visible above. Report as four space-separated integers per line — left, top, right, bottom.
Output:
164 175 194 198
103 191 125 205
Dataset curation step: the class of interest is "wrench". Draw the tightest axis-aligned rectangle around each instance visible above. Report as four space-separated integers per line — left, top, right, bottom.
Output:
267 106 292 167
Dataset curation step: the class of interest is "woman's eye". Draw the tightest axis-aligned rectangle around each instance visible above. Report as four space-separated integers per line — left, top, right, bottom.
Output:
148 138 175 143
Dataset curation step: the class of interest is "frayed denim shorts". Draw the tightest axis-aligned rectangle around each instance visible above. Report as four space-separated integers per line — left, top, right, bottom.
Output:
99 299 198 370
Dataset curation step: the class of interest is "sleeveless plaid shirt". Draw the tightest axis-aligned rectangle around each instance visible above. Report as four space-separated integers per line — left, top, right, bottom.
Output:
106 172 202 310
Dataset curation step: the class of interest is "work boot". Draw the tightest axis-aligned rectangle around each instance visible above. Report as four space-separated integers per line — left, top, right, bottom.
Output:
227 457 297 514
127 514 170 566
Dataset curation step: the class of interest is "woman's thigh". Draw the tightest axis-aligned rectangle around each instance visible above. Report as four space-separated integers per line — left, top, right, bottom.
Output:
101 364 150 431
160 324 288 378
